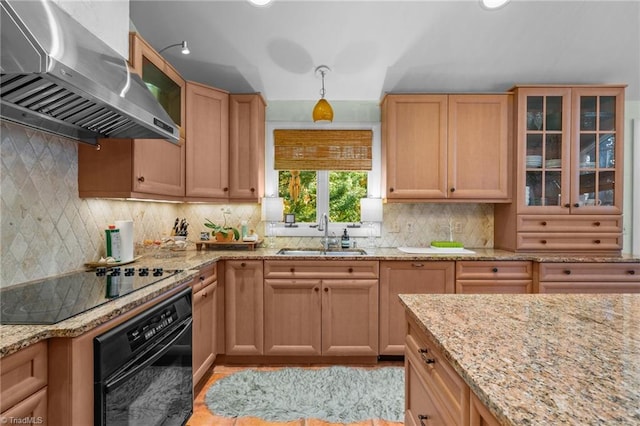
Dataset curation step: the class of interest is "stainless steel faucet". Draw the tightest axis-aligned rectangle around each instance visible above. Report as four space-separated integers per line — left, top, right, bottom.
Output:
318 213 337 250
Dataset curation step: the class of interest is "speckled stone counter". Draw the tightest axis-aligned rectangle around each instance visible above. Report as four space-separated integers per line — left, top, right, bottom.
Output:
2 246 638 358
399 293 640 425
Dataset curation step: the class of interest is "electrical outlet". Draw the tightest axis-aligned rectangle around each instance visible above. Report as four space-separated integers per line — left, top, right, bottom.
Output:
453 222 463 234
388 223 401 233
406 222 413 234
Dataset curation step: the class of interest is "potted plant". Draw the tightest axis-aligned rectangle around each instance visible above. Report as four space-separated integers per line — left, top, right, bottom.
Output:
204 218 240 242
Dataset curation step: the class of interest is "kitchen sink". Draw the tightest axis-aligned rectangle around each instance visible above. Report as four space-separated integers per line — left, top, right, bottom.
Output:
276 248 368 256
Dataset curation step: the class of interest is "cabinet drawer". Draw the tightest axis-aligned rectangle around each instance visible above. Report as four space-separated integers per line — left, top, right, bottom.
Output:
538 262 640 282
456 261 531 279
0 386 47 424
0 342 47 412
456 280 532 294
407 318 469 425
264 260 379 279
192 262 217 293
517 232 621 251
537 281 640 294
518 215 622 233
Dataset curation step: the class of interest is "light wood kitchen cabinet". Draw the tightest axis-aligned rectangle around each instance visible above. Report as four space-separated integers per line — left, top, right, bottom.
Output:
228 94 265 201
0 341 47 422
534 262 640 293
456 261 532 294
264 260 379 357
379 261 455 356
192 263 217 385
495 85 625 254
406 315 503 426
78 33 186 200
185 81 229 200
225 260 264 355
381 93 511 202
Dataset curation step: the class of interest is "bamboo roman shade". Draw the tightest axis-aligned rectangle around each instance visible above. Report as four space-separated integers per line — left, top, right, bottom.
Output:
274 129 372 170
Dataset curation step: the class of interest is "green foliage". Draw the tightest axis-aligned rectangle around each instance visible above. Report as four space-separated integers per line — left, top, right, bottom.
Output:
203 218 240 240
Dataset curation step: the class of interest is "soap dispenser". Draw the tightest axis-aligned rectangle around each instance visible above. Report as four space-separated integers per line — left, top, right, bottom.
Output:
341 228 350 249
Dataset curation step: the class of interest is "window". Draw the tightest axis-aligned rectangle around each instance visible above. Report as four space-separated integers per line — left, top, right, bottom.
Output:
266 123 381 237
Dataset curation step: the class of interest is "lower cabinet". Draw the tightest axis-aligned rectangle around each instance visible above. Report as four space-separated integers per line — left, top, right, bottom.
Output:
0 342 47 423
192 262 218 385
379 261 455 355
455 261 532 294
406 315 499 426
225 260 264 355
535 262 640 293
263 260 379 357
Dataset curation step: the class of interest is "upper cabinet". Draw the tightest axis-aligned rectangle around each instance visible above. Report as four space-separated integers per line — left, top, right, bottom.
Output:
79 33 186 200
185 89 265 202
381 93 511 202
495 85 625 253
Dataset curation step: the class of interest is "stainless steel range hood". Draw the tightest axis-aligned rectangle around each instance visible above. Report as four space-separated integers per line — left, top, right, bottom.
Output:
0 0 179 145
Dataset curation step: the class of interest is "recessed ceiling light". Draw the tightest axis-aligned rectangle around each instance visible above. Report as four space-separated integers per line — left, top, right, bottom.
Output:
480 0 510 10
249 0 273 6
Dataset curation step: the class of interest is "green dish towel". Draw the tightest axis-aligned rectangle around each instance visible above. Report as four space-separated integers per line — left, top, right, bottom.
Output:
430 241 464 248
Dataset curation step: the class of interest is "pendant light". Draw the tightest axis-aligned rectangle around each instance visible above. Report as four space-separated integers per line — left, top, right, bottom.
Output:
312 65 334 122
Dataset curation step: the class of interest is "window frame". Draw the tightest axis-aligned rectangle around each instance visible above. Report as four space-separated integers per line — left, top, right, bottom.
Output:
265 122 382 238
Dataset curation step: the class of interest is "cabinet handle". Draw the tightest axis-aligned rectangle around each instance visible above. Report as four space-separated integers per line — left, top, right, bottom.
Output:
202 290 208 297
389 187 394 193
199 276 205 281
594 239 601 244
492 267 498 273
418 348 428 354
628 270 636 275
450 187 456 193
564 203 571 208
137 176 145 183
594 221 601 227
418 414 430 426
541 240 547 244
412 263 424 268
563 270 571 275
573 203 580 208
541 221 547 226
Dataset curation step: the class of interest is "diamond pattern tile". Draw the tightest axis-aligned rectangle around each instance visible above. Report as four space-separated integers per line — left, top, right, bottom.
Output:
1 122 494 288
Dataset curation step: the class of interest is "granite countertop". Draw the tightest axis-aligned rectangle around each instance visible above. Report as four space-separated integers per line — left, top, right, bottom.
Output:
399 293 640 425
1 246 638 358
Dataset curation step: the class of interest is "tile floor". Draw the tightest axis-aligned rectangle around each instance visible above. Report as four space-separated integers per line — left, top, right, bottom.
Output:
187 364 405 426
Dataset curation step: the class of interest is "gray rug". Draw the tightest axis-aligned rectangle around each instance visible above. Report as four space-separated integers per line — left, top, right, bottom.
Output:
205 366 404 423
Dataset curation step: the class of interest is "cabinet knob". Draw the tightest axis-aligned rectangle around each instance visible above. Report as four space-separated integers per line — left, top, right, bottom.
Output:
202 290 208 297
628 270 636 275
324 287 329 292
594 221 601 227
389 187 394 193
563 270 571 275
290 268 295 273
450 187 456 193
223 187 229 192
418 415 430 426
199 276 205 281
573 203 580 208
541 240 547 244
492 267 498 273
250 187 255 192
241 262 246 267
137 176 145 183
594 239 601 244
564 203 571 208
541 221 547 226
314 287 320 292
348 267 354 273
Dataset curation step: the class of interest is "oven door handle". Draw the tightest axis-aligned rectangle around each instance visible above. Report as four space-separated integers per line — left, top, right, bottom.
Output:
104 316 192 393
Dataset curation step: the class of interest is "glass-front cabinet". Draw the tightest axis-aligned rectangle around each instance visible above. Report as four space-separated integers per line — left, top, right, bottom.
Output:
517 86 624 215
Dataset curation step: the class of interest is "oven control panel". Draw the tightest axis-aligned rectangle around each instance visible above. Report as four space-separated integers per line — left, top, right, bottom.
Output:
127 305 178 352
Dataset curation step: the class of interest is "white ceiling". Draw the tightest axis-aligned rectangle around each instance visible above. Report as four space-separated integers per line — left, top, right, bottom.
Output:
129 0 640 101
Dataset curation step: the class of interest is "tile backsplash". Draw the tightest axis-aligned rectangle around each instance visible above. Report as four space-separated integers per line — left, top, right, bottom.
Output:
1 122 493 288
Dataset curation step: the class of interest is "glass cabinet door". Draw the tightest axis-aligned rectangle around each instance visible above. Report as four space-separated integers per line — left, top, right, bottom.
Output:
524 93 568 210
575 93 619 210
142 57 182 128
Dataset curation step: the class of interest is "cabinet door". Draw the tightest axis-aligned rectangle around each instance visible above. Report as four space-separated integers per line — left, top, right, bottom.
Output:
470 391 500 426
518 87 571 213
448 95 510 199
229 94 265 201
322 279 379 356
264 279 322 355
571 87 624 215
405 349 451 426
186 82 229 199
225 260 264 355
383 95 448 199
379 261 454 355
192 282 216 385
133 137 185 197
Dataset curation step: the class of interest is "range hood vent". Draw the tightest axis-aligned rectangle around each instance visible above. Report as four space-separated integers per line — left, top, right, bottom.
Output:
0 0 179 145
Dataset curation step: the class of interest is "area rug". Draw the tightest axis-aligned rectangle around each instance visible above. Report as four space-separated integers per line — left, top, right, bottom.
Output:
205 366 404 423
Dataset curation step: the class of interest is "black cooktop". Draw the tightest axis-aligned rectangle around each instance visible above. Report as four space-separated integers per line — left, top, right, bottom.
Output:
0 267 182 325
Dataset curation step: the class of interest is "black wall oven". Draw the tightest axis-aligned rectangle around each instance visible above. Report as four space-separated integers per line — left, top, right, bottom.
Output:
94 287 193 426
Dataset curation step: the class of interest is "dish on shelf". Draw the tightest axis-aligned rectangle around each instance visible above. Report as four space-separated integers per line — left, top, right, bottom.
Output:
580 162 596 168
545 159 562 168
